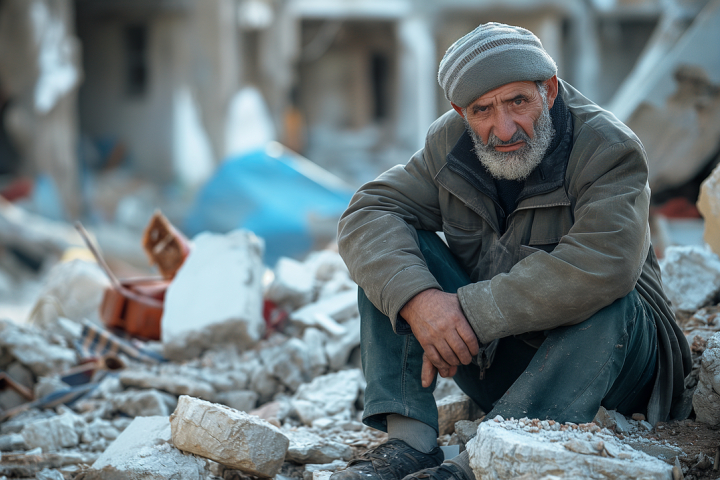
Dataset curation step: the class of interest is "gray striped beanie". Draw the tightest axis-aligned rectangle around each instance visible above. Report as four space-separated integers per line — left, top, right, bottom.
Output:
438 22 557 108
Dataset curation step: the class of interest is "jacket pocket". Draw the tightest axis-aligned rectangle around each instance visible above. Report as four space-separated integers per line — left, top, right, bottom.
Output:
518 243 558 261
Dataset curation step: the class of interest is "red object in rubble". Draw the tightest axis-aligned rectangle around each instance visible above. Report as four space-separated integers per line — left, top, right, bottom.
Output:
263 299 288 337
0 178 33 202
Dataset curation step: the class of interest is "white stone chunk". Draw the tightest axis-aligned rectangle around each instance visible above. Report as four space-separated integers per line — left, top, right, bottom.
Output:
89 416 211 480
111 389 177 417
215 390 259 412
303 460 348 480
119 369 215 400
21 411 84 452
267 257 315 309
36 469 64 480
291 290 358 333
693 332 720 425
170 395 289 477
0 433 27 452
437 394 481 436
325 317 360 371
0 320 77 377
468 419 673 480
660 245 720 312
284 428 352 464
259 338 310 391
162 230 265 361
292 369 364 426
434 377 465 401
303 328 329 378
303 250 350 283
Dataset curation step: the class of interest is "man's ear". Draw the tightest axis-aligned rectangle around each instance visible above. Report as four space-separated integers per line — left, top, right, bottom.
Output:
544 75 559 109
451 102 465 118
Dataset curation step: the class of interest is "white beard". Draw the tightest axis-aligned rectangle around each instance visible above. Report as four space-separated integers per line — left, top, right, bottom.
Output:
465 89 555 181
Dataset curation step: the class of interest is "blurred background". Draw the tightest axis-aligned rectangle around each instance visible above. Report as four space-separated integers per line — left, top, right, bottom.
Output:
0 0 718 271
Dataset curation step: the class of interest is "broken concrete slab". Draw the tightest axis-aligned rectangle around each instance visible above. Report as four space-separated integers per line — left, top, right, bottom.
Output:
454 419 482 447
284 428 352 464
437 394 482 436
0 320 77 377
170 395 289 478
693 331 720 425
303 328 329 378
259 337 310 391
660 245 720 312
292 369 364 426
87 416 211 480
0 433 26 452
267 257 315 309
119 369 215 400
290 290 358 334
467 417 673 479
325 317 360 371
162 230 265 361
21 411 84 452
111 389 177 417
215 390 259 412
303 460 348 480
35 468 64 480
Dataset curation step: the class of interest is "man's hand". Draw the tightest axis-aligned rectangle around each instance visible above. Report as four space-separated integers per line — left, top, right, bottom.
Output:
399 289 479 387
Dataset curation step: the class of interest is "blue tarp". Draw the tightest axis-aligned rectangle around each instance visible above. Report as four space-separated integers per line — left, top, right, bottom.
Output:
184 147 355 265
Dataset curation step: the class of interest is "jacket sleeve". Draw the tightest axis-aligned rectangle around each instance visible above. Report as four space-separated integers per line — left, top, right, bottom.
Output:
337 145 446 333
457 132 652 345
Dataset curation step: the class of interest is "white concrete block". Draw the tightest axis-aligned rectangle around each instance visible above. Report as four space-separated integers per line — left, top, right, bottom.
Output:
468 417 673 480
21 411 84 452
162 230 265 361
111 389 176 417
267 257 315 309
0 320 77 377
292 369 364 426
284 428 352 464
215 390 259 412
290 290 358 333
660 245 720 312
89 416 211 480
170 395 289 477
119 369 215 400
324 317 360 371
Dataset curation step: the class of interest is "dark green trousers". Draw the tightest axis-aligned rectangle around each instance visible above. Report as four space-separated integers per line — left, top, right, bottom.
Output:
360 230 657 434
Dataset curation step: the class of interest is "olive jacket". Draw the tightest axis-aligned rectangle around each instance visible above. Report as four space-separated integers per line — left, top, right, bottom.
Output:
337 79 692 425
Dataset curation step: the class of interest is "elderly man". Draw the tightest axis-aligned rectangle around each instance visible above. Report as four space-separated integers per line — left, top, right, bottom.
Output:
334 22 691 480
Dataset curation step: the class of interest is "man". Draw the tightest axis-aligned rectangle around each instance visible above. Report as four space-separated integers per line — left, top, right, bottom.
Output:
335 22 691 480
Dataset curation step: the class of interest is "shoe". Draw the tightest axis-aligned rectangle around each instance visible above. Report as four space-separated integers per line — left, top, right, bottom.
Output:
330 439 444 480
401 463 469 480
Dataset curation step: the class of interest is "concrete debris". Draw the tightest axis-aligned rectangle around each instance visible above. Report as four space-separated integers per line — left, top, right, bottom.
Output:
437 394 482 436
467 416 673 480
0 433 26 452
303 328 329 378
434 377 465 401
0 319 77 377
119 369 215 400
660 245 720 312
34 376 71 400
215 390 259 412
292 369 365 426
36 468 65 480
325 317 361 371
111 388 177 417
88 416 211 480
28 259 108 328
693 331 720 425
20 410 84 452
259 337 311 391
303 460 348 480
170 395 289 478
291 290 358 334
454 419 482 447
593 406 633 434
284 428 352 464
162 230 266 361
267 257 316 309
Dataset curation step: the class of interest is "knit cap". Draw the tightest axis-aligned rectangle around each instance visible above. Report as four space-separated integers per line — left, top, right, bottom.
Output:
438 22 557 108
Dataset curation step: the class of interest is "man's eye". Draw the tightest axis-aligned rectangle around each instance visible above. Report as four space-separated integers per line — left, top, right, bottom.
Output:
514 98 524 105
476 106 488 113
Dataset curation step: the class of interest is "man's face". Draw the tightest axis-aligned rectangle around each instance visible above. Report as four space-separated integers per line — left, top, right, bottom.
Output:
454 78 558 181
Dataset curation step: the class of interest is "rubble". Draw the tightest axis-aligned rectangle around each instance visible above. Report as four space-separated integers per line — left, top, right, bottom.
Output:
284 428 352 464
437 394 482 436
118 369 215 400
110 389 177 417
698 163 720 257
692 331 720 425
660 245 720 312
162 230 266 361
467 417 674 479
267 257 316 309
20 410 83 452
170 395 289 477
0 319 77 377
292 369 365 425
86 415 211 480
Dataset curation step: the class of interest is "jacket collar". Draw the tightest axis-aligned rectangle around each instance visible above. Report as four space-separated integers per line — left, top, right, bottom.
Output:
444 88 574 211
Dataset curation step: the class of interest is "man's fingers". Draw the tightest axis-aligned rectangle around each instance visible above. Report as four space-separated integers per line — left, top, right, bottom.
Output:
438 365 458 379
421 356 437 388
457 322 480 357
446 331 474 365
424 345 452 372
435 340 462 367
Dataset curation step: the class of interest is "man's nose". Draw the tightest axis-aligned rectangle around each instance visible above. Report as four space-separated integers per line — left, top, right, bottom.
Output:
492 112 517 142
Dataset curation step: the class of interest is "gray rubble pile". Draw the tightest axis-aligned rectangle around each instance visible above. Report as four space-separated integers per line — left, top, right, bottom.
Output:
692 331 720 426
467 416 674 480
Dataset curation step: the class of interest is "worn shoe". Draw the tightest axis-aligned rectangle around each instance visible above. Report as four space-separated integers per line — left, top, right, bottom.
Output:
330 439 444 480
401 463 469 480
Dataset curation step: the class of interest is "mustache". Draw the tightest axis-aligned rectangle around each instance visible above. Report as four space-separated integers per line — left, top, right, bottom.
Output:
484 128 531 147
